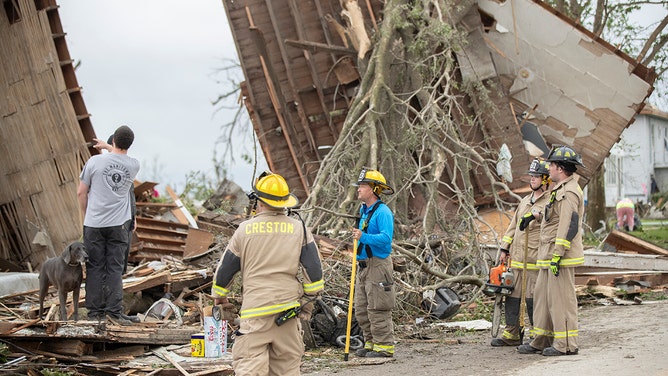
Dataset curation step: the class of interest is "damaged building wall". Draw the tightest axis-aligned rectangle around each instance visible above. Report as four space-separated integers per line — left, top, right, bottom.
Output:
476 0 656 186
223 0 655 206
0 0 98 269
223 0 386 199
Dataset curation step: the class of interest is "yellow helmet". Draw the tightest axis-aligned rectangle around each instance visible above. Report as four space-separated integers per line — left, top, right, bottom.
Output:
355 169 394 195
253 172 299 208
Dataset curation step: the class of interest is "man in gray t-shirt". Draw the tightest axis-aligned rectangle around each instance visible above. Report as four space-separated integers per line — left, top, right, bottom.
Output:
78 125 139 324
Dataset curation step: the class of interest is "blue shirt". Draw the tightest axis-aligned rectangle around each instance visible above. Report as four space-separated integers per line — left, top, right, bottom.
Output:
357 201 394 260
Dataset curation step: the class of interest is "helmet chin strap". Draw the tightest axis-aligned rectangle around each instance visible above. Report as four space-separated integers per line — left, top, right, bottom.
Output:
531 181 547 192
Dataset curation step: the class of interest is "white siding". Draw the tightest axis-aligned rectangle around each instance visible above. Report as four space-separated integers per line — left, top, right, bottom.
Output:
605 113 668 206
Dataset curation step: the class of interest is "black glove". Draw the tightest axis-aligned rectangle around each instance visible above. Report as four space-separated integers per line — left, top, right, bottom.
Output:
518 212 535 231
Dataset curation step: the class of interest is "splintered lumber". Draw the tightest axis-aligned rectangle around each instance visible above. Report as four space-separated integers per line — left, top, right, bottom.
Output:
135 181 159 200
16 339 92 356
131 217 191 261
166 185 198 228
575 271 668 287
183 228 214 259
0 319 39 335
584 250 668 271
576 284 621 299
25 348 99 362
93 344 147 363
314 234 348 259
123 270 172 293
106 326 199 345
602 230 668 256
160 349 192 376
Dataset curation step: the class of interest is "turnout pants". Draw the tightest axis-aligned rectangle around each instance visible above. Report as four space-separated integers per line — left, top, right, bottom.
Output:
500 268 537 344
354 257 396 354
530 267 579 353
232 315 304 376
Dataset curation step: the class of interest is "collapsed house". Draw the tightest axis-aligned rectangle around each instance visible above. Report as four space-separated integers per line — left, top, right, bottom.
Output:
0 0 98 270
222 0 656 202
0 0 666 372
0 0 657 275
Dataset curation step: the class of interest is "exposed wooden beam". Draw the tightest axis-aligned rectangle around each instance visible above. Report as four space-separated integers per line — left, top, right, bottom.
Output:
265 0 319 154
284 39 357 55
247 7 311 194
584 251 668 271
288 0 341 140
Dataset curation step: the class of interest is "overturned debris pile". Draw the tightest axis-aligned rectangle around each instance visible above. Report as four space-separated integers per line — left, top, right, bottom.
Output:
2 179 668 374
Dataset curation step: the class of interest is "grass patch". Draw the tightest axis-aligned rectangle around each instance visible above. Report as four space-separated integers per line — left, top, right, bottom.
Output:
640 290 668 300
628 224 668 249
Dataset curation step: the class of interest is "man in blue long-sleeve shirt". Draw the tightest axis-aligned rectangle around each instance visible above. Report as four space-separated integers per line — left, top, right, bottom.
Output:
352 169 396 358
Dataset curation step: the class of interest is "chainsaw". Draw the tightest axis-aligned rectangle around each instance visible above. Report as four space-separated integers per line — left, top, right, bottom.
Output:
483 259 515 338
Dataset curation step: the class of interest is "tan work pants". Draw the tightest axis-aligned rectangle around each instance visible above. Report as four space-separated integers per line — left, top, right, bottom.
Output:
232 315 303 376
354 257 395 351
530 267 579 353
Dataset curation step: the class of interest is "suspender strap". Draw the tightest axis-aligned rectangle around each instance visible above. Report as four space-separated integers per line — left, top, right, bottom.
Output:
357 201 383 258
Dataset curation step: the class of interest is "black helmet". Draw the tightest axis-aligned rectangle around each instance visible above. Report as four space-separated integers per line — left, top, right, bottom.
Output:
527 159 550 176
546 145 584 167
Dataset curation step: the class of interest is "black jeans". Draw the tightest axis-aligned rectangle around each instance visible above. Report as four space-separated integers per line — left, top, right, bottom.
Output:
83 219 132 317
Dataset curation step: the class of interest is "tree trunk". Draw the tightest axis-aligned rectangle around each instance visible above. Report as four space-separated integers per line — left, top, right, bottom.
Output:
586 165 607 233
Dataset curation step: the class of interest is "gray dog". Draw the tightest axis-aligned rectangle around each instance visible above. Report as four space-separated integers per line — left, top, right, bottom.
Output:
38 241 88 321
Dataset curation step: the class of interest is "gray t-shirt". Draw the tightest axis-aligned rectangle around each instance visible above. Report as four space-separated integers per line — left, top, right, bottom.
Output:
80 153 140 228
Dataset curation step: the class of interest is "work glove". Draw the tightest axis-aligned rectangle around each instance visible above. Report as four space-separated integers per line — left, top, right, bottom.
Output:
219 301 238 321
518 212 535 231
298 296 318 321
550 254 561 276
213 296 238 321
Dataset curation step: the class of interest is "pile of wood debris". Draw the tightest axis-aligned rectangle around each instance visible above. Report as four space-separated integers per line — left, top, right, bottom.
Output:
0 180 247 375
0 258 234 375
0 179 356 375
1 182 667 375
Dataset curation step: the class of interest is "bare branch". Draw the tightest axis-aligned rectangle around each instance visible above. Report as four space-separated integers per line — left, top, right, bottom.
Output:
639 15 668 64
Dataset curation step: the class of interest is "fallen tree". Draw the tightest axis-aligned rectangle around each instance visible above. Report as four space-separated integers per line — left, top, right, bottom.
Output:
300 0 515 296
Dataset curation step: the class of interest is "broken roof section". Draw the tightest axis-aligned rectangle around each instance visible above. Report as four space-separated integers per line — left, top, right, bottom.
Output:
474 0 656 186
222 0 656 201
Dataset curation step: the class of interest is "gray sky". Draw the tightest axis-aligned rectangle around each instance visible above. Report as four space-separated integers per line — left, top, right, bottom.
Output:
58 0 267 194
57 1 665 198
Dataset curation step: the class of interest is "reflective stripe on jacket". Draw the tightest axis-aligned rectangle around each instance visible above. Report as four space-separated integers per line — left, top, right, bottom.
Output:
211 211 324 318
501 189 550 265
537 175 585 268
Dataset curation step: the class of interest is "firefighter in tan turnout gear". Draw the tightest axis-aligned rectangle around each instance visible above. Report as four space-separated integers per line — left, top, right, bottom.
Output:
492 159 553 347
352 169 396 358
518 145 584 356
212 172 324 375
